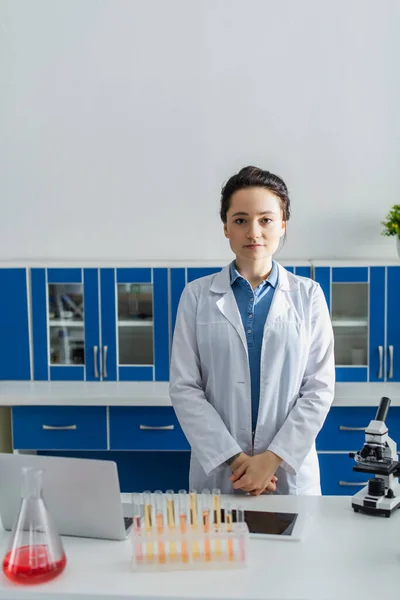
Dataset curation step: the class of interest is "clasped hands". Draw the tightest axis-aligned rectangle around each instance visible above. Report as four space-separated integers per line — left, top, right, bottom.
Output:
229 451 282 496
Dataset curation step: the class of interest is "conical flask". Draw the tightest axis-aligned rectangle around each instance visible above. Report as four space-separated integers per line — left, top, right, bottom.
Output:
2 466 67 584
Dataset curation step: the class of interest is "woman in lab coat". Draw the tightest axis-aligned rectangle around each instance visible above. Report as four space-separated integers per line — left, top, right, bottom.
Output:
169 166 335 495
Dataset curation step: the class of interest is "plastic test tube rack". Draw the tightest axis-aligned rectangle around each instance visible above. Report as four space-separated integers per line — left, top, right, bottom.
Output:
130 489 248 572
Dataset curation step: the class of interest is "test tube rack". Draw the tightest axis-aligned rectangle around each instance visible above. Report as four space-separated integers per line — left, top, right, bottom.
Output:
130 490 249 572
131 522 248 571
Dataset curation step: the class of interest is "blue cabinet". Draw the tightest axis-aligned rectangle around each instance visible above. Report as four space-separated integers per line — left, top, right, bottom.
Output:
314 265 400 382
0 269 31 380
31 268 169 382
12 406 107 450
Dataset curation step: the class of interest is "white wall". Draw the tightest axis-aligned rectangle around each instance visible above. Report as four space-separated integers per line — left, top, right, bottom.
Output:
1 0 399 262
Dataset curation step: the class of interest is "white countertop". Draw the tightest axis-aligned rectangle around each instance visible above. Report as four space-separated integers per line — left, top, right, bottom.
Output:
0 494 397 600
1 381 400 407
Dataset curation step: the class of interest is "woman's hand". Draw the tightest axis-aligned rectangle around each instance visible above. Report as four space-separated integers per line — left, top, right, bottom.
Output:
230 450 282 494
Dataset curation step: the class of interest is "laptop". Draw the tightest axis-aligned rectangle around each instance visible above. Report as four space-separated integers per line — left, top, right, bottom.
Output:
0 453 132 541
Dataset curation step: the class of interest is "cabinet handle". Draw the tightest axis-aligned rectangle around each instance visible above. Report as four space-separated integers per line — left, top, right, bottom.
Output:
93 346 99 379
388 345 394 379
378 345 383 379
103 345 108 379
339 481 368 487
339 426 366 431
42 424 77 430
139 425 175 431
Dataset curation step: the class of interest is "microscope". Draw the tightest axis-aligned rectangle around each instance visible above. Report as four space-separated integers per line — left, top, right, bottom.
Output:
349 396 400 517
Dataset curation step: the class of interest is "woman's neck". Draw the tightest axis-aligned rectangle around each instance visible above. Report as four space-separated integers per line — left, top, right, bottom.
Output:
234 258 273 289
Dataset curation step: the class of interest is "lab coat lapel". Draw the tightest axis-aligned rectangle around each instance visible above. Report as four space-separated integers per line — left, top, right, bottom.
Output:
264 263 298 327
210 266 248 354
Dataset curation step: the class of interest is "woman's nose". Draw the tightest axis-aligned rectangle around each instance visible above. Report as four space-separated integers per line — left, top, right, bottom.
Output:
247 223 262 239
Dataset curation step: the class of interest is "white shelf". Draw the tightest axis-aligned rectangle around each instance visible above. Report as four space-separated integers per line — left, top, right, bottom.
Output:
49 320 84 328
332 318 368 327
118 320 153 327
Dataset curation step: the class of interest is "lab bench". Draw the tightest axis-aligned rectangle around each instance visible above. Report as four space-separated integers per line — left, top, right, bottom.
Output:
0 494 397 600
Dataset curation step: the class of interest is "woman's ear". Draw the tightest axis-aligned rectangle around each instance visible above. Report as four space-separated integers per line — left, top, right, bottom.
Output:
223 223 229 238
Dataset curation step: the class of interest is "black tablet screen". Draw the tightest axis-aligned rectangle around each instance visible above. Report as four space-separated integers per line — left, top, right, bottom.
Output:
221 509 298 536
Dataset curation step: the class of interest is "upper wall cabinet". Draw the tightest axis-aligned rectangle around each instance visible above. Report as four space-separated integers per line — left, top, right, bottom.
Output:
314 265 400 382
31 268 169 382
0 269 31 380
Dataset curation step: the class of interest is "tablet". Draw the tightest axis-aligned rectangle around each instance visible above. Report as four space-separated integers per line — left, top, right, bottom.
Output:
221 508 307 541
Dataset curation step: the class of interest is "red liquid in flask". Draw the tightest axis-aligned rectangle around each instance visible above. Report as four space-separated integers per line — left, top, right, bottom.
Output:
3 545 66 585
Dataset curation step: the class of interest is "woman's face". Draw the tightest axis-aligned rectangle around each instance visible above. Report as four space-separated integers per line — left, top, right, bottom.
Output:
223 187 286 262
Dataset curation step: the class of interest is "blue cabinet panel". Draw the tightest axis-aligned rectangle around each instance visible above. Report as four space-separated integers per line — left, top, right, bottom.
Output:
387 266 400 382
31 269 48 380
119 366 153 381
294 266 311 278
12 406 107 450
117 269 151 284
100 269 117 381
317 406 400 451
0 269 30 380
47 269 82 284
332 267 368 283
335 367 368 382
314 267 330 309
153 268 169 381
109 407 190 450
83 269 101 382
369 267 385 382
284 266 294 274
37 451 191 493
318 454 370 496
187 268 221 283
170 268 186 336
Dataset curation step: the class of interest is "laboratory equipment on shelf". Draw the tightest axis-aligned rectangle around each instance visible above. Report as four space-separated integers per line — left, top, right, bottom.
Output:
349 396 400 517
2 467 67 584
130 489 248 571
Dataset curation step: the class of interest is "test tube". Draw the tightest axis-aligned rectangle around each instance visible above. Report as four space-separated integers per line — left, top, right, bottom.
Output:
236 508 245 562
212 488 222 559
189 489 200 560
132 493 143 564
154 490 166 564
225 502 234 561
143 490 154 563
201 489 212 562
166 490 177 561
178 490 189 563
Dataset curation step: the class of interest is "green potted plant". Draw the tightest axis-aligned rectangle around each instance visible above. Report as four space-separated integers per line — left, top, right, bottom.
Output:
381 204 400 258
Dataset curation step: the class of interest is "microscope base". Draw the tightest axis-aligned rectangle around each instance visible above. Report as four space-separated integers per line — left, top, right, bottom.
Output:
352 483 400 517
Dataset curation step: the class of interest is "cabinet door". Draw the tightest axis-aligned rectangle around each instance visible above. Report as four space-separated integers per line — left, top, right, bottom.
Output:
369 267 385 382
0 269 31 380
314 267 369 382
31 268 100 381
387 266 400 381
100 268 169 381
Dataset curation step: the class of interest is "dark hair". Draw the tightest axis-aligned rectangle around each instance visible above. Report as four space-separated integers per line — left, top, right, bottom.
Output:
220 166 291 224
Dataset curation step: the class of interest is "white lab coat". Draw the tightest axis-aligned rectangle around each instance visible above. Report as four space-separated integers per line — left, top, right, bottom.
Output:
169 262 335 495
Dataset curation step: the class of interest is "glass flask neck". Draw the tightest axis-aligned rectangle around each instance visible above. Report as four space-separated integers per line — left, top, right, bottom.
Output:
21 467 43 499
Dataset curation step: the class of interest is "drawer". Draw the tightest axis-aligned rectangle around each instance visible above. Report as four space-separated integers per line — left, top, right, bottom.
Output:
109 407 190 450
12 406 107 450
318 453 372 496
317 407 400 451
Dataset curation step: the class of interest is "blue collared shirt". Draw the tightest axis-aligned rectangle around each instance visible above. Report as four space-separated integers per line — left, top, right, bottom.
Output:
230 260 279 432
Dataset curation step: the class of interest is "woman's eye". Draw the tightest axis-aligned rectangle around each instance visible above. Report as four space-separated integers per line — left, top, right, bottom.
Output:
261 218 272 224
234 219 246 224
